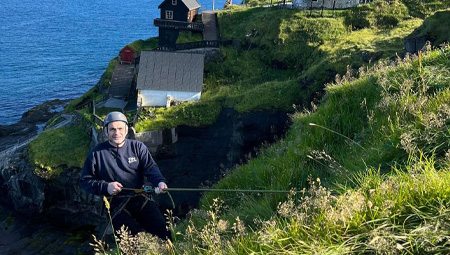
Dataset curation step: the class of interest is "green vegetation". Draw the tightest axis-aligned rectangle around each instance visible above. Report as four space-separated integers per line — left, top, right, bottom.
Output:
24 1 450 252
409 9 450 47
103 43 450 255
127 37 159 52
135 101 221 132
137 1 434 131
176 31 203 43
28 125 90 179
401 0 450 18
343 0 410 29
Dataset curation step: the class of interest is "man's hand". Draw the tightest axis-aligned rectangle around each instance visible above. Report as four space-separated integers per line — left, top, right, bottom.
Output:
107 182 123 196
155 182 168 194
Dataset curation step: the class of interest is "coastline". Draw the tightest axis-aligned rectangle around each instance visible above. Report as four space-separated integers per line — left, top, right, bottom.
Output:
0 99 71 153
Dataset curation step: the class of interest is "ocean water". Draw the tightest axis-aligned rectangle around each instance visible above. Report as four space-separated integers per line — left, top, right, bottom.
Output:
0 0 226 125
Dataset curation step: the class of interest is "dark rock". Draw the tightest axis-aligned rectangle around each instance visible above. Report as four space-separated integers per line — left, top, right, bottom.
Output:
403 25 433 54
153 108 290 215
19 99 70 124
0 122 36 138
404 35 429 53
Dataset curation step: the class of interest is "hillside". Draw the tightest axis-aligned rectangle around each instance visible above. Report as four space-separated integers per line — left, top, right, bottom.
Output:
141 5 449 255
20 0 450 254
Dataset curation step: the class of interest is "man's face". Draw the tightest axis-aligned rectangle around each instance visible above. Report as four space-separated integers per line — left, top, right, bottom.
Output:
106 121 128 147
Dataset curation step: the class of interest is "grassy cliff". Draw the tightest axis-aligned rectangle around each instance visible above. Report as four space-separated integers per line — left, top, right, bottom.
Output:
135 0 428 132
159 40 450 255
24 0 450 253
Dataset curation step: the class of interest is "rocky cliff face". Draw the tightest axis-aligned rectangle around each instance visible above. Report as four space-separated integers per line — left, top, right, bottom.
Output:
153 108 290 215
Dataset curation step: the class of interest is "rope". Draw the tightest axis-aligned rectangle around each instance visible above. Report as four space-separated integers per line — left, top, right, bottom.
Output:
122 186 293 194
120 186 294 210
165 188 292 193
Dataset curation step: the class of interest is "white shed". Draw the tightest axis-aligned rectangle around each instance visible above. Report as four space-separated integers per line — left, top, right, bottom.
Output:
136 51 204 107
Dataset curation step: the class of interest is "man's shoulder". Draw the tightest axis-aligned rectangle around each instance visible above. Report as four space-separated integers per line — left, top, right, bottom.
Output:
91 141 110 152
127 139 147 151
126 139 146 149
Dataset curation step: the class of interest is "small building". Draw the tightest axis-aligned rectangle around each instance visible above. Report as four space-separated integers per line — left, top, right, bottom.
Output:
292 0 375 10
119 45 136 64
158 0 201 22
154 0 203 49
136 51 204 107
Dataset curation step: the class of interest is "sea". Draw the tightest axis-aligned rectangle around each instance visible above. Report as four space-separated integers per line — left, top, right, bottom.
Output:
0 0 226 125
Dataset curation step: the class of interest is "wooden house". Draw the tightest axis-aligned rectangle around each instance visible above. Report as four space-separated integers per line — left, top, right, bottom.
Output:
158 0 200 22
154 0 203 48
119 45 136 64
136 51 204 107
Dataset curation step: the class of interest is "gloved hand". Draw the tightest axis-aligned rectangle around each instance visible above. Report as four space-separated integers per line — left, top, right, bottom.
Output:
155 182 168 194
107 182 123 196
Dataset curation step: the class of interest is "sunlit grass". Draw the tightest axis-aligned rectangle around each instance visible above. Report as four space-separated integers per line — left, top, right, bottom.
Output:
28 125 90 179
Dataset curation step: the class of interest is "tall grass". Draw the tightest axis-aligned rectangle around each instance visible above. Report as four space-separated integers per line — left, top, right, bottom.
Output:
98 45 450 254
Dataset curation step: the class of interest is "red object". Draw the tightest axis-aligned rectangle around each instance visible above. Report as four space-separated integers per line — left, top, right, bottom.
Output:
120 45 136 63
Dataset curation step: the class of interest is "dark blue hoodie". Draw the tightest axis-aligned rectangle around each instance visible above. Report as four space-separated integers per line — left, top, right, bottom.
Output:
79 139 166 196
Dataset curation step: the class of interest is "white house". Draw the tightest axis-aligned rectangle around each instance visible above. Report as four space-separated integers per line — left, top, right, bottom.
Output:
136 51 204 107
292 0 375 10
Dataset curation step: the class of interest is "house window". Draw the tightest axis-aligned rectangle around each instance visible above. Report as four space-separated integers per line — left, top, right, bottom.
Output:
172 0 177 5
166 10 173 20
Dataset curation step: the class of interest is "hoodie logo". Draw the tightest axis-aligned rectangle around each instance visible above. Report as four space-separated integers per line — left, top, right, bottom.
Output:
128 157 137 164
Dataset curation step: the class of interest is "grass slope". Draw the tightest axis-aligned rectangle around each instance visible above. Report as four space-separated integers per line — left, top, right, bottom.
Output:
136 1 428 132
154 42 450 255
98 43 450 255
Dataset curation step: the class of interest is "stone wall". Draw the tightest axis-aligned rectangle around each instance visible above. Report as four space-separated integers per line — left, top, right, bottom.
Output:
134 128 178 153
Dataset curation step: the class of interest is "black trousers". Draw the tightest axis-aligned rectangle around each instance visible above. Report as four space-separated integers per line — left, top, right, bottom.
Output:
110 195 172 240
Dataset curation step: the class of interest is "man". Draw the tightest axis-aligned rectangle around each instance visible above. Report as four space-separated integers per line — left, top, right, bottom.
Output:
79 111 171 240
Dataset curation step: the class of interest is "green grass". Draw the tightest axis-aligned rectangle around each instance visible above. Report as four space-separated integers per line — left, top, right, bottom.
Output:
127 37 159 52
23 2 450 252
176 31 203 43
95 44 450 255
137 3 427 131
410 9 450 46
135 100 222 132
170 43 450 255
28 125 90 179
400 0 450 18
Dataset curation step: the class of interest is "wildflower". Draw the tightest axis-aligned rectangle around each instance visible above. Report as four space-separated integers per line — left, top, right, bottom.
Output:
232 216 246 237
217 219 229 233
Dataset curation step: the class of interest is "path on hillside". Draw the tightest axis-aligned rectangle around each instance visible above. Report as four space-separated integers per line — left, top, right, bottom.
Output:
202 11 218 41
108 64 135 99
